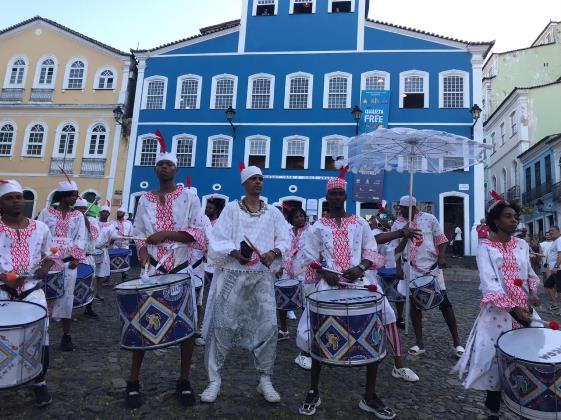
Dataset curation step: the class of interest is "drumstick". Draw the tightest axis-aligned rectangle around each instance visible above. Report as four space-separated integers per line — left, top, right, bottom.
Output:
23 248 60 277
116 235 147 241
533 319 560 330
243 235 263 259
339 281 378 292
309 261 343 276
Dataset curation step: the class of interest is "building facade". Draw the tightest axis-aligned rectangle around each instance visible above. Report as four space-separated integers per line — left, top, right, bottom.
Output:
124 0 492 255
0 17 135 216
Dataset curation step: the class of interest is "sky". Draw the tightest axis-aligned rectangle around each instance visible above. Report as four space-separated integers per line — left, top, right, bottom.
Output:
1 0 560 53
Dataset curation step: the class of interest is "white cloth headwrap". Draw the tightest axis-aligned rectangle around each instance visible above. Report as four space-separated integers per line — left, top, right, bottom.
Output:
0 180 23 197
156 152 178 166
117 207 127 213
399 195 417 207
57 180 78 192
240 166 262 184
75 198 88 207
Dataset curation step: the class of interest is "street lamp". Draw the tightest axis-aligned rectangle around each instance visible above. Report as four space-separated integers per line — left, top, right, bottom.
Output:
469 104 482 138
351 105 363 135
113 105 125 127
225 106 236 137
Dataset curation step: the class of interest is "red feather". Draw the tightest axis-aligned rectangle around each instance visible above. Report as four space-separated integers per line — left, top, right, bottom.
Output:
0 180 8 184
239 162 246 172
154 130 166 153
309 261 322 270
57 165 72 184
186 176 191 189
490 190 504 201
338 165 350 179
106 200 110 208
282 203 292 212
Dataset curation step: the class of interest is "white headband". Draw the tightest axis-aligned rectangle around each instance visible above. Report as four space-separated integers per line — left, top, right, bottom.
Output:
0 180 23 198
57 180 78 192
240 166 263 184
399 195 417 207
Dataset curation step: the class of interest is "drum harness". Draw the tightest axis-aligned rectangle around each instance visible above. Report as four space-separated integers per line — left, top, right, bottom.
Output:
0 282 42 301
147 256 204 275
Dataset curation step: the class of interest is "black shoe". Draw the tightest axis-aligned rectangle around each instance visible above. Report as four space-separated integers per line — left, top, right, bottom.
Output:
396 317 405 330
34 383 52 407
176 379 196 407
84 308 99 318
299 389 321 416
60 334 75 352
125 380 142 409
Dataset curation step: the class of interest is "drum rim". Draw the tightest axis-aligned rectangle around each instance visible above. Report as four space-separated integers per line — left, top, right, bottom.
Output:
92 249 104 255
0 369 44 390
0 300 47 329
496 327 561 365
47 270 62 275
274 279 301 287
307 289 384 306
120 333 194 351
108 248 131 255
409 275 436 288
310 350 387 366
114 274 191 292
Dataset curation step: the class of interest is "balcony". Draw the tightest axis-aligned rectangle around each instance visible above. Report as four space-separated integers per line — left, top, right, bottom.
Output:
49 158 74 175
0 88 24 102
522 181 552 205
80 158 106 177
553 181 561 202
506 185 521 202
30 88 54 102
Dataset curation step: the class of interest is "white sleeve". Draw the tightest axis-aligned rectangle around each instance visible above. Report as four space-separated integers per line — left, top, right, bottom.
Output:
208 203 237 265
476 243 504 295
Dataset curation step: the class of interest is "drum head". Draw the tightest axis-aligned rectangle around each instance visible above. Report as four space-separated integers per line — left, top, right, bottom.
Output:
410 275 435 288
308 288 381 305
497 327 561 364
275 279 300 287
0 301 47 328
48 270 62 276
77 263 94 278
114 274 190 290
93 249 103 256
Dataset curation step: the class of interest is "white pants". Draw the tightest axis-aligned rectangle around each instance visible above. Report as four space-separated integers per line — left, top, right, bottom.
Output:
49 263 76 320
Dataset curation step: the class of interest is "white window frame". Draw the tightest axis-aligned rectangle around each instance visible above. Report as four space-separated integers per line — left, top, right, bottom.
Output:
360 70 390 91
321 135 347 169
172 134 197 167
22 122 47 158
500 122 505 145
510 111 517 136
52 121 79 158
246 73 275 109
0 120 17 157
438 70 469 108
399 70 429 108
206 135 233 168
93 66 117 90
135 134 162 166
244 135 271 168
328 0 355 13
63 57 88 90
323 71 352 109
141 76 168 110
491 132 496 153
290 0 316 13
210 74 238 110
84 122 109 158
32 55 58 88
175 74 202 110
252 0 278 15
284 72 313 109
3 56 28 88
282 135 309 169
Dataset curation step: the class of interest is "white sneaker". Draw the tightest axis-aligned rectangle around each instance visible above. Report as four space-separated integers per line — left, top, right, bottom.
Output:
391 366 419 382
200 380 221 403
287 310 297 320
294 354 312 370
257 376 281 403
195 337 206 346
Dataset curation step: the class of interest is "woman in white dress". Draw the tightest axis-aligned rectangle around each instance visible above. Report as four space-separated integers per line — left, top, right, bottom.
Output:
453 200 541 419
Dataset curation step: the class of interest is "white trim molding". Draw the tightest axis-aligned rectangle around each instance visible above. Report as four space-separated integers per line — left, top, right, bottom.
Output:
0 120 17 157
284 71 313 109
135 133 161 166
399 70 429 108
52 121 79 158
323 71 352 109
246 73 275 109
282 135 309 169
244 134 271 168
93 66 117 90
3 55 29 88
360 70 390 91
63 57 88 90
210 74 238 110
290 0 316 14
84 121 110 158
175 74 202 110
21 121 48 158
321 134 347 169
141 75 168 110
171 133 197 167
206 134 233 168
438 191 470 256
32 55 58 89
438 69 469 108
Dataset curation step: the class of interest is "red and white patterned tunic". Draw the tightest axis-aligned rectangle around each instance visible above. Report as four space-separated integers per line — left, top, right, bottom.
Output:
282 223 310 280
111 219 133 249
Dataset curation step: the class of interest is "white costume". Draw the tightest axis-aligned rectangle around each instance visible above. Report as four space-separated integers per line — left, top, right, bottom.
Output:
204 200 290 382
454 237 541 390
38 207 86 319
84 216 100 269
96 221 118 277
282 223 310 281
112 218 133 250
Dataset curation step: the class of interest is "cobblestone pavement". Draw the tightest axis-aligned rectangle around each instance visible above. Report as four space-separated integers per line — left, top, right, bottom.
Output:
1 266 556 419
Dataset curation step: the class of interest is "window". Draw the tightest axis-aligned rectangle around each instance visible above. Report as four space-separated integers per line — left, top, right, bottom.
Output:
290 0 315 14
321 136 346 170
501 168 508 193
206 136 233 168
0 123 15 156
38 58 56 86
23 124 46 157
172 135 197 167
492 175 497 192
285 72 313 109
245 136 270 169
400 71 429 108
439 71 469 108
22 190 35 218
535 161 542 187
329 0 353 13
510 111 517 136
254 0 277 15
545 155 552 184
65 59 86 89
211 75 237 109
55 124 77 157
247 74 274 109
282 136 309 169
324 72 352 109
142 77 167 110
86 123 107 157
136 135 160 166
500 123 505 145
4 57 27 88
491 132 496 153
176 75 202 109
96 69 115 89
361 71 390 91
525 167 531 193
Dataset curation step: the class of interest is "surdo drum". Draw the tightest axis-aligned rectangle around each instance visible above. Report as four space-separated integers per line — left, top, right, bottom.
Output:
73 263 95 309
275 279 303 310
114 274 196 350
109 248 131 274
409 275 444 310
307 289 386 366
44 270 64 301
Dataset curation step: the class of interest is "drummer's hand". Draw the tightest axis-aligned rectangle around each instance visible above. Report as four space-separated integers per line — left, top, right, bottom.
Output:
146 232 168 245
437 255 447 269
401 226 422 240
530 293 541 307
260 251 276 268
35 266 50 279
321 270 340 287
342 266 364 281
275 269 284 279
230 250 251 265
138 246 149 267
512 306 532 325
68 260 78 270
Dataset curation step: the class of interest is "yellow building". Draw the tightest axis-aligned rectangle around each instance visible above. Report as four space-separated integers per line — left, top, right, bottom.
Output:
0 17 135 217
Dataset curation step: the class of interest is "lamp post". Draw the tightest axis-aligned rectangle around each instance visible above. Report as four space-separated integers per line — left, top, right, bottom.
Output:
469 104 482 139
113 105 125 127
351 105 363 135
225 106 236 138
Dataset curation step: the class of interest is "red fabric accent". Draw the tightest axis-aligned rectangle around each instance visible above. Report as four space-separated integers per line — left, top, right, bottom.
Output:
320 216 355 272
284 224 308 277
185 227 206 251
0 219 37 275
480 292 516 311
326 177 347 192
87 221 99 241
48 208 85 262
363 249 385 269
385 322 402 357
434 233 448 247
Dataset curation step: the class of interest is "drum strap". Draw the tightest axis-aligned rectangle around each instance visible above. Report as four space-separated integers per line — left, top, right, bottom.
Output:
0 283 42 301
148 257 204 274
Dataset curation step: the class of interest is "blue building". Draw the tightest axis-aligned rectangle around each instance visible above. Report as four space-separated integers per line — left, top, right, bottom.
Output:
123 0 492 255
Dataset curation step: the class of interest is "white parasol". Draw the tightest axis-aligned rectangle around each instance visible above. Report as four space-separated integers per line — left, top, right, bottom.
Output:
333 127 492 334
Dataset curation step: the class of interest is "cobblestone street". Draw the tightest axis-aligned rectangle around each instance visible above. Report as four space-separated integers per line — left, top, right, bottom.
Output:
1 263 554 419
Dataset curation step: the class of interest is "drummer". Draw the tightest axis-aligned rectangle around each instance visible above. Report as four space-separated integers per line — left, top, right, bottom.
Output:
95 201 118 287
453 198 541 419
112 207 133 280
126 131 206 409
38 173 86 353
74 198 100 318
0 180 55 406
296 168 396 418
